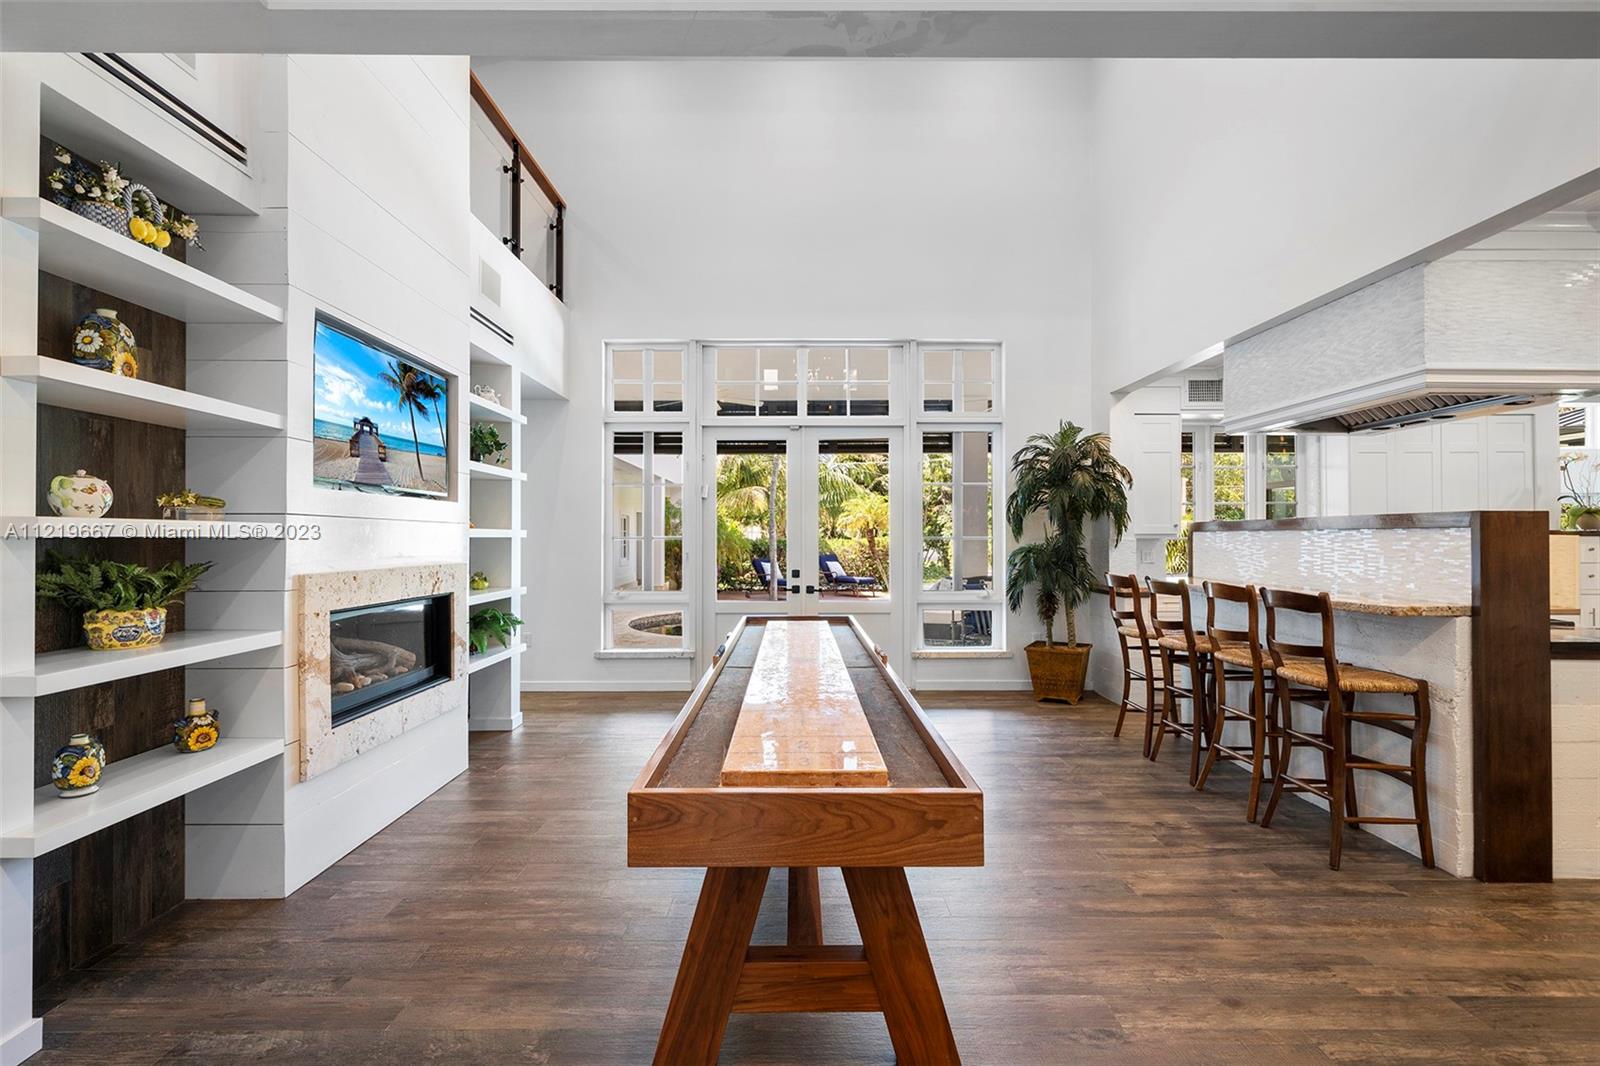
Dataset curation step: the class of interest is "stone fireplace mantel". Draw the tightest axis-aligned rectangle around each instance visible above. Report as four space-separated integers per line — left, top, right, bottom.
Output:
296 563 468 780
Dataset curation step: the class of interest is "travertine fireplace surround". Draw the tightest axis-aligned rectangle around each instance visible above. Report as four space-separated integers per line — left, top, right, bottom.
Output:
296 563 468 780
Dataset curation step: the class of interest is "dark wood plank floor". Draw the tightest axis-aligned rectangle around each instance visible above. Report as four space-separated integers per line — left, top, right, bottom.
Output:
33 692 1600 1064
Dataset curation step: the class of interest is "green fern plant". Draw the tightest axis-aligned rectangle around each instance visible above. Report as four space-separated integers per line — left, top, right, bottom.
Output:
468 607 523 655
470 423 507 464
37 552 212 613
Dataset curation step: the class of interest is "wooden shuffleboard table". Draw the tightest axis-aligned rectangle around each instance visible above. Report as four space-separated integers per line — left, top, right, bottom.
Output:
628 615 984 1065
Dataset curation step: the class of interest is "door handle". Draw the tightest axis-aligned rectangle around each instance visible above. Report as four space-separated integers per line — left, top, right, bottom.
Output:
790 569 800 579
805 585 817 595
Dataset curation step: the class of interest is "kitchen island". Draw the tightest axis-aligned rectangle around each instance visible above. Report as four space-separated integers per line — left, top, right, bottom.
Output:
1190 511 1562 882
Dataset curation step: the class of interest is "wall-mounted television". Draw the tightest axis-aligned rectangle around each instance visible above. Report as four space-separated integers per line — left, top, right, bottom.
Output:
312 315 450 499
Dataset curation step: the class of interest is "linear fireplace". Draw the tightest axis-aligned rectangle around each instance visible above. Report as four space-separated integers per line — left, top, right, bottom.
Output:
329 594 452 727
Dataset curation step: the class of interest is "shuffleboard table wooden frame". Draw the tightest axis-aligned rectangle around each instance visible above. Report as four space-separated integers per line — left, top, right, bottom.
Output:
628 615 983 1065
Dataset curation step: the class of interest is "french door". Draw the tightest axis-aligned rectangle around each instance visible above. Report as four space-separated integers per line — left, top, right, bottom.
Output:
701 426 900 671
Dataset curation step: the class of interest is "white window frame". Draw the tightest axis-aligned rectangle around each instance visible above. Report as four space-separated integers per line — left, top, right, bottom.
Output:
912 416 1005 653
914 342 1003 422
1181 423 1298 523
605 342 694 423
601 423 694 653
700 341 909 427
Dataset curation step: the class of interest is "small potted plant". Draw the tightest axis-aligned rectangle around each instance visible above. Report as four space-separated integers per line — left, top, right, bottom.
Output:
469 607 523 656
1005 422 1131 703
37 553 212 650
470 423 508 466
1559 452 1600 531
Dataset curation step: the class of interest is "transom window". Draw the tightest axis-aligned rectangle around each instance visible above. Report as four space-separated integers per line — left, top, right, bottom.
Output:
707 345 897 418
609 346 686 415
921 347 996 415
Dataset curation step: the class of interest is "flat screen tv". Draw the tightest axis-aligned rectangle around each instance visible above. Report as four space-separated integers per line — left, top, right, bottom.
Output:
312 315 450 498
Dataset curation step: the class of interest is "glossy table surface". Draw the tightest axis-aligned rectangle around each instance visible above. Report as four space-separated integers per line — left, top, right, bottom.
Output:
720 619 889 787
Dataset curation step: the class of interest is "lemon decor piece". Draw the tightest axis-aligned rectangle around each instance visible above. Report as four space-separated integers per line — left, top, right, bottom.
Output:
45 143 203 250
37 553 212 651
72 307 138 377
470 571 490 591
51 733 107 797
172 698 221 754
47 469 114 518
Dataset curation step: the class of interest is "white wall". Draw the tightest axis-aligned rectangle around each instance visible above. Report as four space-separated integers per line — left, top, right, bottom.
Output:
478 59 1095 691
1090 59 1600 407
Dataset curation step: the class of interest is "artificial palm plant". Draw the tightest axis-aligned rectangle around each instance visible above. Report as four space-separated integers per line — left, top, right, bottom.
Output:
1005 422 1131 701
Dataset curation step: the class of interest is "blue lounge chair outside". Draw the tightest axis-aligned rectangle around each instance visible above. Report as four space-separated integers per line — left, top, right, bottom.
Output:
751 557 788 596
819 553 879 595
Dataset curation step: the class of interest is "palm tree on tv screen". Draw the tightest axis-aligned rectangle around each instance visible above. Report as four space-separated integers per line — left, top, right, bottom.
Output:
381 358 432 482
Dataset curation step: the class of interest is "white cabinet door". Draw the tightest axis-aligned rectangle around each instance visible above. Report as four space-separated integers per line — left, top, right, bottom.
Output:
1348 433 1392 515
1130 414 1181 536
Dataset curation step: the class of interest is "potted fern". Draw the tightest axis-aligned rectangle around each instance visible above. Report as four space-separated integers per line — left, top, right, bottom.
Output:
469 606 523 656
1005 422 1131 703
37 553 212 651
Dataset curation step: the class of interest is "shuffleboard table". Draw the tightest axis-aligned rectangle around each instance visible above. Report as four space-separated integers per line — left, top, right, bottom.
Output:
628 615 984 1065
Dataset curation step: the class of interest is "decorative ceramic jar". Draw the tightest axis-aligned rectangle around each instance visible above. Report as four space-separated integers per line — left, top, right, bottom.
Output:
172 697 221 754
47 469 114 518
72 307 138 378
51 733 107 797
470 571 490 590
472 384 502 406
83 607 166 651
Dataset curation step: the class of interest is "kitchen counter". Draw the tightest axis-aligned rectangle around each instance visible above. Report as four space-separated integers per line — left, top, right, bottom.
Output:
1551 626 1600 659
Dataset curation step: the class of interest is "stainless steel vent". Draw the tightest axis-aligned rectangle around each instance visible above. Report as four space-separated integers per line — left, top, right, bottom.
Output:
1186 377 1223 405
1340 393 1537 432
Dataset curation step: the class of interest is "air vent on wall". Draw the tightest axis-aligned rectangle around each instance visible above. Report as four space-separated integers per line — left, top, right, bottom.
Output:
1186 377 1223 406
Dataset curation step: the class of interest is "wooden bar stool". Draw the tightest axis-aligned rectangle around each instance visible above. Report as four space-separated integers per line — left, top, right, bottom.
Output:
1195 581 1282 822
1257 588 1435 870
1144 576 1213 785
1106 572 1163 756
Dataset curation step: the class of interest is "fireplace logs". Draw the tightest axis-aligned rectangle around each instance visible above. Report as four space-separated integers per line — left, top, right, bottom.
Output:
330 636 418 692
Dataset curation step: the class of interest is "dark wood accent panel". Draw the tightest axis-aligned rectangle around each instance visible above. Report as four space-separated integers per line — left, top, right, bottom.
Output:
1192 512 1475 533
1470 511 1553 883
32 799 185 1002
36 408 186 521
37 271 187 389
32 673 186 788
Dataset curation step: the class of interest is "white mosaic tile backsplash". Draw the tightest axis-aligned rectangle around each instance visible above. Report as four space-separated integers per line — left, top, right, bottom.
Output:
1192 526 1472 607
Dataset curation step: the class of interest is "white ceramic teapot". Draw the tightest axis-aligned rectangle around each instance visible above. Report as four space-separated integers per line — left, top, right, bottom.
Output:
47 469 114 518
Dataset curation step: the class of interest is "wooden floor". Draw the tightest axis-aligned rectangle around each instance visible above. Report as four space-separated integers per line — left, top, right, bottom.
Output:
33 692 1600 1064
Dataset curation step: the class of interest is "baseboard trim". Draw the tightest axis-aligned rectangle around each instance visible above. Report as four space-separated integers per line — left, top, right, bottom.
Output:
909 679 1034 692
521 680 694 693
1 1018 42 1066
468 712 523 732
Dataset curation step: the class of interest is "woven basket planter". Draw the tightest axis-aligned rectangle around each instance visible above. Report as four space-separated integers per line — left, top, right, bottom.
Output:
1024 641 1091 704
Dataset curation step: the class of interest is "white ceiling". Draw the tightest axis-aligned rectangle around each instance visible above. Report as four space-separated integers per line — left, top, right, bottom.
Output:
2 1 1597 56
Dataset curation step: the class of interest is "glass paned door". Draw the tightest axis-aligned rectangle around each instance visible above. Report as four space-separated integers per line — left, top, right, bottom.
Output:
709 434 793 607
812 434 892 607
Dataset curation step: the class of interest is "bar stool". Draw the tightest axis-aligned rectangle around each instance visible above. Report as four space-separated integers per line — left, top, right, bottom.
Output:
1106 572 1163 756
1257 588 1435 870
1195 581 1282 822
1144 576 1214 785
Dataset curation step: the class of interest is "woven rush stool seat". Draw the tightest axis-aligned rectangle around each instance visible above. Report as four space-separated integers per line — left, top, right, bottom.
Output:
1157 632 1224 655
1272 660 1422 695
1107 573 1164 755
1257 587 1435 871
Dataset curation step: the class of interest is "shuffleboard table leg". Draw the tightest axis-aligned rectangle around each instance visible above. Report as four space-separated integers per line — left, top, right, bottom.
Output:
842 867 961 1066
787 867 823 946
654 866 771 1066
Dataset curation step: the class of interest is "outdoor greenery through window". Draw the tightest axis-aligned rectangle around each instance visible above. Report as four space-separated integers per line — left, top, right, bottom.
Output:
714 439 789 599
1212 432 1246 521
1265 433 1297 519
921 432 992 592
817 440 891 599
1166 431 1195 575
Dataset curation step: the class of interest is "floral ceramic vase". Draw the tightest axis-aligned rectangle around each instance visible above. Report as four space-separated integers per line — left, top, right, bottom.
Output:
47 469 114 518
72 307 138 378
172 697 221 754
51 733 107 797
83 607 166 651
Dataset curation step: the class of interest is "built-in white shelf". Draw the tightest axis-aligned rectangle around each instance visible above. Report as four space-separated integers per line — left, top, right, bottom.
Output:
467 642 526 674
468 584 526 606
467 461 524 482
0 738 283 858
468 392 526 425
468 527 524 539
1 198 283 325
2 356 284 431
0 515 286 540
3 629 283 698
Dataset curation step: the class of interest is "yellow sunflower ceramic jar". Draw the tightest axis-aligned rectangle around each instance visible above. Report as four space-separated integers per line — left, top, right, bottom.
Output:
72 307 138 378
51 733 107 797
172 698 221 754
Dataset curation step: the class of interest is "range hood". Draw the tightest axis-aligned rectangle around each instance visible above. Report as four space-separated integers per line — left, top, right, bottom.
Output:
1287 391 1549 434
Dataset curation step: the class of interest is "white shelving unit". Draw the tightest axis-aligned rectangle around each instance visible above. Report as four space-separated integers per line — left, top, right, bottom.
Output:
465 334 526 732
0 66 292 1064
2 198 283 324
5 630 283 698
1 739 283 859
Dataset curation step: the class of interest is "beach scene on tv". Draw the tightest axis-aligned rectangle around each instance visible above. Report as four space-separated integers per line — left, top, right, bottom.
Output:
312 319 449 497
